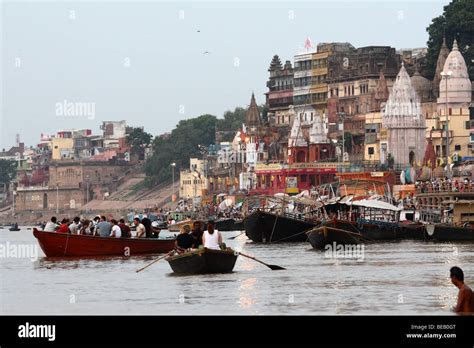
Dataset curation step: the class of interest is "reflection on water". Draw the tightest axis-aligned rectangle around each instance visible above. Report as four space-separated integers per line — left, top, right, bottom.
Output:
1 228 473 315
238 277 256 311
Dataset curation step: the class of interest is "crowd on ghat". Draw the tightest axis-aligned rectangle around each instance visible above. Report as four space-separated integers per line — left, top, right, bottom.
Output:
415 177 474 194
41 215 224 253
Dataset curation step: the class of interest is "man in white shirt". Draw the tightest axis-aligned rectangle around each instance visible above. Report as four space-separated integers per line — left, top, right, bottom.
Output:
110 219 122 238
133 217 146 238
68 217 81 234
44 217 58 232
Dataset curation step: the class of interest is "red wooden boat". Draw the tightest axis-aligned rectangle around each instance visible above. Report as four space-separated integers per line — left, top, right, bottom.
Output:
33 228 176 257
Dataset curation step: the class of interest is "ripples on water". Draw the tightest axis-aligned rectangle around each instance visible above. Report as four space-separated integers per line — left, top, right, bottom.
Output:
0 227 471 315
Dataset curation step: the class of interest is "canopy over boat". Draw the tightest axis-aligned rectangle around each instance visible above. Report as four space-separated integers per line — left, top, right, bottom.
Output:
349 199 402 212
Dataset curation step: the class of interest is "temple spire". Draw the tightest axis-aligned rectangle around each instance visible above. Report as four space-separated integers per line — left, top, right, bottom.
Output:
452 39 458 51
245 92 261 127
433 36 450 98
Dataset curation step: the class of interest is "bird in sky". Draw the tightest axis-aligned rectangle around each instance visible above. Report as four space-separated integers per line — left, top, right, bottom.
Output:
203 51 211 54
197 30 201 33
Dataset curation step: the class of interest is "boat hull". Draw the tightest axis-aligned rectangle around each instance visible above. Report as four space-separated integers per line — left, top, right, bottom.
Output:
425 224 474 241
398 223 426 240
243 210 316 243
215 218 236 231
33 228 176 257
324 219 401 240
306 226 366 250
166 248 238 274
215 218 245 231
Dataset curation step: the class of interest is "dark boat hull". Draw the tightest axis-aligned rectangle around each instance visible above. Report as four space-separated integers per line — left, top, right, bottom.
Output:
243 210 316 243
9 228 21 231
33 228 176 257
215 218 236 231
166 248 238 274
324 219 400 240
232 220 244 230
215 218 245 231
425 224 474 241
398 223 426 240
306 226 366 250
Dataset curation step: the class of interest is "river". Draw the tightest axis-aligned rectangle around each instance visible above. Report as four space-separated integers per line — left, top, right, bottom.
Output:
0 226 471 315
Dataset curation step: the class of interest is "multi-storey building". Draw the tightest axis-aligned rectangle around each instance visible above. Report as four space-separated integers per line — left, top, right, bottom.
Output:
266 55 294 127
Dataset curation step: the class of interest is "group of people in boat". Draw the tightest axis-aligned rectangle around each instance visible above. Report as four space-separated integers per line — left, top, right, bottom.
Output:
174 219 224 253
42 215 160 238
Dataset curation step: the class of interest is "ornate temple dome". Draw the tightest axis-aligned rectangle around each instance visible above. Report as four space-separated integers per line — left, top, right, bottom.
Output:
383 63 423 128
438 39 472 106
410 67 432 102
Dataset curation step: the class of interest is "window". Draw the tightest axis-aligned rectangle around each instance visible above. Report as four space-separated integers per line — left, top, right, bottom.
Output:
368 147 374 155
466 121 470 130
301 175 307 183
454 144 461 151
449 108 452 116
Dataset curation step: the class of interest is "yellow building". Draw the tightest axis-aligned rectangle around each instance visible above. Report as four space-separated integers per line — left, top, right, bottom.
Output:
363 112 385 162
179 158 208 199
426 107 471 162
51 138 74 160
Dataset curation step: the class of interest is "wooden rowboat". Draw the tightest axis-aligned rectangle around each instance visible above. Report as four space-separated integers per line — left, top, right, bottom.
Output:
306 225 369 250
166 248 238 274
33 228 176 257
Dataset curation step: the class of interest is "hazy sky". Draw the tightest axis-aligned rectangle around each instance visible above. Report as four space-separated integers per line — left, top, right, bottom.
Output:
1 0 449 149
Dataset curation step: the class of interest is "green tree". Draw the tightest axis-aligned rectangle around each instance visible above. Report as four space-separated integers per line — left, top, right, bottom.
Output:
215 107 246 142
425 0 474 80
258 104 269 125
144 114 218 186
126 127 152 159
0 159 17 186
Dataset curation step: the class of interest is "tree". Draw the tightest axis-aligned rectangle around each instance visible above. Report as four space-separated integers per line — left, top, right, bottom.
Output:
216 107 246 142
144 114 218 186
0 159 17 186
258 104 269 125
126 127 152 160
425 0 474 80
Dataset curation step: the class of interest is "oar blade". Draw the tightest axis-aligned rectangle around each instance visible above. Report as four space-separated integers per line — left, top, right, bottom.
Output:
269 264 286 271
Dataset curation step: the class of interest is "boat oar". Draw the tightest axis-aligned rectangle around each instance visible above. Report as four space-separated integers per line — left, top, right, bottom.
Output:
238 252 285 271
136 251 174 273
228 231 246 240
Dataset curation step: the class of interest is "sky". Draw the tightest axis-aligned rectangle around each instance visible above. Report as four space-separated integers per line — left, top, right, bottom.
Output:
0 0 449 149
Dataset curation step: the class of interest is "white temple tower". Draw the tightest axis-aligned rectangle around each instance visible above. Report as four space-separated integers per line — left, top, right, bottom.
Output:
382 63 426 167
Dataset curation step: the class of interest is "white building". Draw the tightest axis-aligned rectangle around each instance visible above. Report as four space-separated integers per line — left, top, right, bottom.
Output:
382 63 426 167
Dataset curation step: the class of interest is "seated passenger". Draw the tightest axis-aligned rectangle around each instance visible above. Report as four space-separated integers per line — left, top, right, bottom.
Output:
118 218 131 238
133 217 146 238
175 225 194 252
110 219 122 238
79 220 92 235
68 217 81 234
96 216 112 237
44 217 59 232
57 219 70 233
202 220 222 250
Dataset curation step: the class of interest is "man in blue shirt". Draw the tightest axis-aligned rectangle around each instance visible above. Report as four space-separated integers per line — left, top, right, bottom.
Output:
95 215 112 237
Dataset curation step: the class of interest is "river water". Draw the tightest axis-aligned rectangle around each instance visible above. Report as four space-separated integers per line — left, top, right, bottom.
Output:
0 226 472 315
